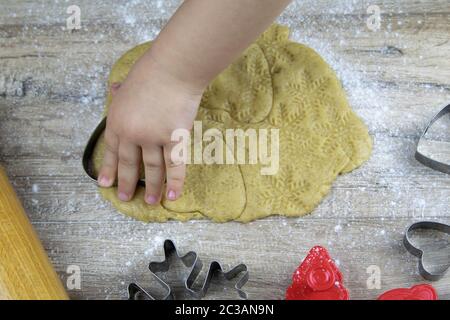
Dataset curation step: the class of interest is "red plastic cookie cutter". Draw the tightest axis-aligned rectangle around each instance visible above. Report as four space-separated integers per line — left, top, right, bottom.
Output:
378 284 438 300
286 246 349 300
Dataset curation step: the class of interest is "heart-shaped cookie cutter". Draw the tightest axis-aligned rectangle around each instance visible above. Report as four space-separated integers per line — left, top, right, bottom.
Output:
403 221 450 281
415 104 450 174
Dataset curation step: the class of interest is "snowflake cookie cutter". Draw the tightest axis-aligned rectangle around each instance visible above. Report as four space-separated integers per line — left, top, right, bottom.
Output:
128 239 249 300
404 221 450 281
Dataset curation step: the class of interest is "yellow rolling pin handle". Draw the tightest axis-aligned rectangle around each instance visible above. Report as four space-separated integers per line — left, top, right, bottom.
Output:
0 166 68 300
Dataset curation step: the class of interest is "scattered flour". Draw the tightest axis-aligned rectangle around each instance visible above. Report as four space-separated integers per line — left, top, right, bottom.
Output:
3 0 449 300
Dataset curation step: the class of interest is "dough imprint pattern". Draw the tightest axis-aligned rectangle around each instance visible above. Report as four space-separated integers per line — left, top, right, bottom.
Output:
92 24 372 223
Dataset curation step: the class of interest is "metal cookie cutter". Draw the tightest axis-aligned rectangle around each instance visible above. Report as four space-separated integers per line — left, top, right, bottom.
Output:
128 239 249 300
403 221 450 281
415 104 450 174
82 117 146 186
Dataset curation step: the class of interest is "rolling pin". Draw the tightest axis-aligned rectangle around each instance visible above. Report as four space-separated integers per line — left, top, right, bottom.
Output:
0 166 68 300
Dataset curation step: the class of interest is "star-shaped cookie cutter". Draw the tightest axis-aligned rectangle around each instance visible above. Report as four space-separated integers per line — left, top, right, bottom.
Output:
128 239 249 300
403 221 450 281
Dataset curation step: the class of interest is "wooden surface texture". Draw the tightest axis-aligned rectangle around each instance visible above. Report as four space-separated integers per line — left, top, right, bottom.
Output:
0 0 449 299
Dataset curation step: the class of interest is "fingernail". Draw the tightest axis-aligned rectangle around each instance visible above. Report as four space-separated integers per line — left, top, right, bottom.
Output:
167 190 176 201
98 175 111 187
146 195 158 205
118 192 129 201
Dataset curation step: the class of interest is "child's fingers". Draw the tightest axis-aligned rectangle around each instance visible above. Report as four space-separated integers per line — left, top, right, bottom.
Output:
98 84 121 187
98 128 119 187
163 143 186 201
142 146 165 205
117 141 141 201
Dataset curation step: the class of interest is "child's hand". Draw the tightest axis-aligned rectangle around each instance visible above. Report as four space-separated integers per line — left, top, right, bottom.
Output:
97 0 292 204
97 53 203 204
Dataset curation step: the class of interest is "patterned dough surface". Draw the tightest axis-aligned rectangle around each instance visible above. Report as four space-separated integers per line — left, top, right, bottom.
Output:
92 24 372 223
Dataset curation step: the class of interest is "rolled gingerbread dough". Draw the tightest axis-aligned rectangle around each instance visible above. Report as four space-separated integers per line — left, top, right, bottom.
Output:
91 24 372 223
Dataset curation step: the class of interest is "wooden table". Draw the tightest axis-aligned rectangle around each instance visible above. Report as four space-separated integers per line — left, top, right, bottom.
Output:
0 0 449 300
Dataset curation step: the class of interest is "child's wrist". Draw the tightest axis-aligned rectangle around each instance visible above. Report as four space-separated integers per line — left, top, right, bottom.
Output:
144 42 210 94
